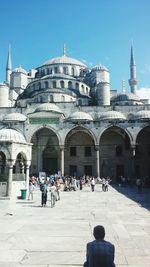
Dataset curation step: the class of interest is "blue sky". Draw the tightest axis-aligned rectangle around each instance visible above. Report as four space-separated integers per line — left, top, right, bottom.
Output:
0 0 150 96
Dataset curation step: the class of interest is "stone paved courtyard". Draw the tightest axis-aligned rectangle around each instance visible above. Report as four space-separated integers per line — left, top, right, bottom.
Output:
0 184 150 267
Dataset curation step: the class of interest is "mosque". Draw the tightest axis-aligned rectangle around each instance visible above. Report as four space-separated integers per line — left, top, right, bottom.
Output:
0 45 150 198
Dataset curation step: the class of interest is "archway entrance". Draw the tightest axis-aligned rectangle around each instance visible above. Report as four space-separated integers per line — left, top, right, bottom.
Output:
31 128 59 175
100 126 131 182
65 127 95 176
135 126 150 179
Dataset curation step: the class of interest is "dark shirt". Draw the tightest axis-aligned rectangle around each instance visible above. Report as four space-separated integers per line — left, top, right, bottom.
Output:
86 239 115 267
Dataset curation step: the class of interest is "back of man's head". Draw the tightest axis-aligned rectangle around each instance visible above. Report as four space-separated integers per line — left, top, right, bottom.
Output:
93 225 105 240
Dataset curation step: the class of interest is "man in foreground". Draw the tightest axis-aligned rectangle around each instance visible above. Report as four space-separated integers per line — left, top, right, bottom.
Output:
85 225 116 267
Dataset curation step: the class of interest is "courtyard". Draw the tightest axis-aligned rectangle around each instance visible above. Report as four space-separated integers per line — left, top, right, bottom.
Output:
0 184 150 267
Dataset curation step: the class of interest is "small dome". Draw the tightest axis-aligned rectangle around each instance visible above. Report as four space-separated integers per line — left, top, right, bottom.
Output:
13 66 27 75
35 103 62 114
0 128 26 143
92 64 108 71
111 93 140 102
99 111 126 121
43 55 86 67
132 110 150 120
3 113 27 122
68 111 93 122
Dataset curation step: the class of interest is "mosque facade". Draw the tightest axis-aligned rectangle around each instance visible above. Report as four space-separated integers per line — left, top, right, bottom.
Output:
0 45 150 198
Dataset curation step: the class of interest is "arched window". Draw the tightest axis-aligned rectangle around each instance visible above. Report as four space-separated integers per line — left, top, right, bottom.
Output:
81 84 84 92
54 67 58 73
50 95 54 102
47 68 49 75
63 66 68 74
68 81 72 89
49 69 52 74
45 81 48 88
60 80 65 88
38 82 41 90
75 82 79 90
86 87 88 94
39 96 43 103
53 81 57 88
71 67 75 76
61 95 65 102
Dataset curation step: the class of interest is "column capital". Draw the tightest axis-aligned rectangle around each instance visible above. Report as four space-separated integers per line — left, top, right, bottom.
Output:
6 159 15 168
60 145 66 151
95 145 100 151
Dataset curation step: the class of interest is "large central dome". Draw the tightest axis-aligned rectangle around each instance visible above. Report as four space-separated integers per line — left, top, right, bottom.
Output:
43 55 86 67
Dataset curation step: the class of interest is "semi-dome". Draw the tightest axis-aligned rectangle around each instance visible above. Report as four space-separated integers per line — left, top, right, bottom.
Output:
92 64 108 71
13 66 27 75
43 55 86 67
99 111 126 121
68 111 93 122
132 110 150 120
0 128 26 143
35 103 62 114
3 113 27 122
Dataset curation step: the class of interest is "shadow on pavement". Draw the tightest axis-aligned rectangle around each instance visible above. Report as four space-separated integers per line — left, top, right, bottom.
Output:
112 184 150 211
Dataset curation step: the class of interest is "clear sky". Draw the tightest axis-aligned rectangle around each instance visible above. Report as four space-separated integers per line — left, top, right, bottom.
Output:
0 0 150 97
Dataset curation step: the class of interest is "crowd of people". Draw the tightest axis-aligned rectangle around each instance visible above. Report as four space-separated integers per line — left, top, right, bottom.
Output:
27 174 113 207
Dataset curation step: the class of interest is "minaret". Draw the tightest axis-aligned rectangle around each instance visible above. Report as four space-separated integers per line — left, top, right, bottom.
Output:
6 45 12 84
128 45 137 94
63 44 67 56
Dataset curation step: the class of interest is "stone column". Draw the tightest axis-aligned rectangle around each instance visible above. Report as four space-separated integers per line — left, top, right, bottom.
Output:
7 161 14 197
95 145 100 178
25 163 30 197
60 146 65 177
131 145 136 178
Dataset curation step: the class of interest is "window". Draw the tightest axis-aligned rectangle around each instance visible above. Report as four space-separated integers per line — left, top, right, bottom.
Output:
71 67 75 76
70 147 76 156
63 66 68 74
60 80 64 88
54 67 58 73
47 68 49 75
85 147 91 157
116 145 123 156
68 81 72 89
75 82 79 90
50 95 54 102
53 81 56 88
45 81 48 88
81 85 84 92
148 145 150 156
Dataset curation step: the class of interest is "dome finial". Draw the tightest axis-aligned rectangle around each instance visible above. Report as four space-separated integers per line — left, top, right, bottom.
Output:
63 43 67 56
122 80 125 94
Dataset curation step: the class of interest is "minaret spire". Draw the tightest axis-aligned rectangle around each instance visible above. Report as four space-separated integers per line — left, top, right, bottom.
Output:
6 45 12 84
128 45 137 94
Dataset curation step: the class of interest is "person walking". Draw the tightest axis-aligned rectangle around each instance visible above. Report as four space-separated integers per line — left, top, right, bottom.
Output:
102 178 106 192
91 177 95 192
40 181 48 207
50 181 57 207
84 225 116 267
28 181 34 200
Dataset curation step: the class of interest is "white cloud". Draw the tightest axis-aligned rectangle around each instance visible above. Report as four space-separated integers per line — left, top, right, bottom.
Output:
136 87 150 103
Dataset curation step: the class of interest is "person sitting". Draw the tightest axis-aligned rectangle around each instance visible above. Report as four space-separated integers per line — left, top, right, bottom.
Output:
84 225 116 267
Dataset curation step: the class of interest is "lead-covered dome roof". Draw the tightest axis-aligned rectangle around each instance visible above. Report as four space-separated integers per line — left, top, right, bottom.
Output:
67 111 93 122
3 113 27 122
131 110 150 120
92 64 108 71
111 93 141 102
43 55 86 67
99 111 126 121
35 103 62 114
12 66 27 75
0 128 26 143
